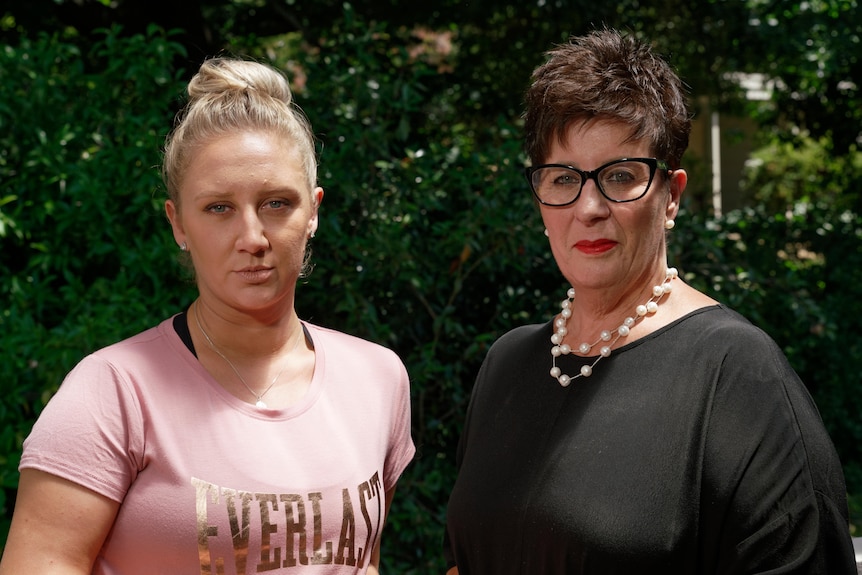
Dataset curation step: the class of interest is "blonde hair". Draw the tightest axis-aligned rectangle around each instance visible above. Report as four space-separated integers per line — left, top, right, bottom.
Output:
162 57 317 206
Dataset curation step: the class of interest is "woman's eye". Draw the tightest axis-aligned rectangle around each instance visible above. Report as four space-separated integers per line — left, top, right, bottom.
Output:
553 174 581 186
605 170 635 184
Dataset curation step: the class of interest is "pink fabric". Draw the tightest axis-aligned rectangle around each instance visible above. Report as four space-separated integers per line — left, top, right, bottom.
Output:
21 317 415 574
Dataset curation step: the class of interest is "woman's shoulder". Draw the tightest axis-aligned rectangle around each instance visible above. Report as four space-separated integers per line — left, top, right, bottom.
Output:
303 321 404 364
53 317 194 395
478 322 552 369
664 282 771 342
87 316 184 365
492 321 550 347
665 305 798 385
673 304 774 346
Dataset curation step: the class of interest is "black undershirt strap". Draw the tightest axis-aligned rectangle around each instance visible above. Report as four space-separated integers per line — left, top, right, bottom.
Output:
173 312 197 358
172 311 313 360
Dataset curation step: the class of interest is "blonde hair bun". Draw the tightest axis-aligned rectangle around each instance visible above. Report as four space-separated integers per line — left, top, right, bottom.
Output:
187 58 294 106
162 57 317 202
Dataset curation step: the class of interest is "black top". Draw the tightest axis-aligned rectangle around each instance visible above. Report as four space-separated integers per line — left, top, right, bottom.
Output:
444 305 856 574
171 311 312 357
172 312 196 356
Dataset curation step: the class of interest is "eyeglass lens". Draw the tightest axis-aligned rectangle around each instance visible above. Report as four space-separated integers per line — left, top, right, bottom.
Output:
531 160 656 205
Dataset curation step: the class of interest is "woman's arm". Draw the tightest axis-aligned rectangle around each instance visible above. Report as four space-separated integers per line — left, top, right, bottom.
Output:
0 468 120 574
366 488 396 575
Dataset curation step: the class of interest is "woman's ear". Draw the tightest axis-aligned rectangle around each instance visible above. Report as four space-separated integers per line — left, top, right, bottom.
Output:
666 169 687 222
165 200 186 249
307 187 324 238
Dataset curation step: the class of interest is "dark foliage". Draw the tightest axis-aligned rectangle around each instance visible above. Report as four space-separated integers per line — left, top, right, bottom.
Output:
1 1 860 570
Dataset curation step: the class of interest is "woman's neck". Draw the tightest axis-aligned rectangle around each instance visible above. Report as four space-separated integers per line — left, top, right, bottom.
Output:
191 298 303 360
561 267 677 352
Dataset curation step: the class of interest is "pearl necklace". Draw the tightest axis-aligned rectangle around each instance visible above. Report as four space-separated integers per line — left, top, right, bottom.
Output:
193 302 303 408
550 267 678 387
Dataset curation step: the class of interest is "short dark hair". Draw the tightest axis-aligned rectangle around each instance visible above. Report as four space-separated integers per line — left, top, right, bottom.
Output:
524 28 691 169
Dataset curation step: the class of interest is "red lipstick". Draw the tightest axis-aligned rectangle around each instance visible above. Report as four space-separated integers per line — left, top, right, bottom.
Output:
574 240 617 255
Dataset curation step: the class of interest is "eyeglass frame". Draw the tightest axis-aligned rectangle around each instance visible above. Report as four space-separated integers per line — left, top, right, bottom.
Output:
524 157 672 206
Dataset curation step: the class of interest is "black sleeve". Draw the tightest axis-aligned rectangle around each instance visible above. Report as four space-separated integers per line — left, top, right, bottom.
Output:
698 324 856 574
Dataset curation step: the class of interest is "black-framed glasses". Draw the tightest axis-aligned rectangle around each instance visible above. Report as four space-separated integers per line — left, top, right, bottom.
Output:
525 158 670 206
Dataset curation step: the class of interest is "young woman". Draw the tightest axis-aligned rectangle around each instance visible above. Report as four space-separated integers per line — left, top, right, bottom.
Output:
0 58 415 575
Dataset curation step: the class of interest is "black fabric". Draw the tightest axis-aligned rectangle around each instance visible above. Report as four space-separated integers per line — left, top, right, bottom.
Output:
173 312 314 357
172 312 196 357
444 305 856 574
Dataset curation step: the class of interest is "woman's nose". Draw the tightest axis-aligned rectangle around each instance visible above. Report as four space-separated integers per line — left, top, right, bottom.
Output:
236 210 268 253
573 179 610 222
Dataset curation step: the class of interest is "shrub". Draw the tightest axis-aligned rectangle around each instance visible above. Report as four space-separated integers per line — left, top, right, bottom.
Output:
267 17 560 572
0 25 191 541
1 13 859 570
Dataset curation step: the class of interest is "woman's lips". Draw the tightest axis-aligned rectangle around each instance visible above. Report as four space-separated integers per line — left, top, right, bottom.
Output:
574 240 617 255
236 266 274 283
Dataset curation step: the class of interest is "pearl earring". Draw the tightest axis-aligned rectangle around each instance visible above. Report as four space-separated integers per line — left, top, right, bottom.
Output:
664 219 675 230
544 228 550 237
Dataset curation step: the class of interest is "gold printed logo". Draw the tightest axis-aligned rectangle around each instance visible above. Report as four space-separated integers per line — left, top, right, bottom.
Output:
192 472 382 574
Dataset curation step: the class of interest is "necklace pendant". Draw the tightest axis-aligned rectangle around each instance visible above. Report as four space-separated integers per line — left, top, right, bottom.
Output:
255 399 268 409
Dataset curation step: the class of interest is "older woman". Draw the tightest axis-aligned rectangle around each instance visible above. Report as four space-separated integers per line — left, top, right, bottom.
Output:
444 29 856 574
0 58 414 574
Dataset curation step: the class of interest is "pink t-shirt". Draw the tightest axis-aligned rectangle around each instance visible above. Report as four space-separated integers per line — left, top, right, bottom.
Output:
21 317 415 574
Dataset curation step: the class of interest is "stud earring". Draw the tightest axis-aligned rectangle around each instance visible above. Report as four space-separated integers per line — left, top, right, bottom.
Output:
544 228 550 237
180 242 188 251
309 232 316 239
664 219 675 230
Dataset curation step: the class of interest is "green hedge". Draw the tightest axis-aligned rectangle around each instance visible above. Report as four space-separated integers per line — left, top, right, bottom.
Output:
0 24 196 542
1 17 859 572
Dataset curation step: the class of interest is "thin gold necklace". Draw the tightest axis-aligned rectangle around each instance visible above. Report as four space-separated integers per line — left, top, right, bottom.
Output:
193 302 303 408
